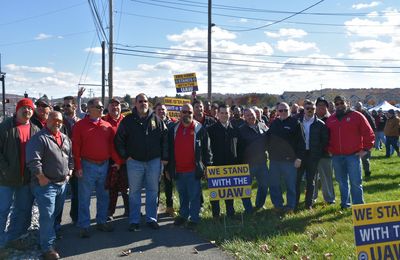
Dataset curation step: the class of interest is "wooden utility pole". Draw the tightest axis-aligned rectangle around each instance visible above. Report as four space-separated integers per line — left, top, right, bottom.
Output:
102 41 106 104
207 0 212 102
108 0 114 99
0 54 6 118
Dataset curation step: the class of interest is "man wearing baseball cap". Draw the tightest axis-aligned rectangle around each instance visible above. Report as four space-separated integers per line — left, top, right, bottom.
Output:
0 98 40 254
31 96 52 129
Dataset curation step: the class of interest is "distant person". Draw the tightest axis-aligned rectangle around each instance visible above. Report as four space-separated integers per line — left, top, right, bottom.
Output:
193 100 216 128
374 109 387 150
354 102 376 178
230 106 245 129
268 102 305 214
31 96 52 129
237 108 269 213
328 101 335 115
210 103 219 118
103 98 129 220
73 98 121 238
326 96 374 209
383 109 400 158
114 94 168 232
207 105 238 219
290 103 299 117
167 104 212 229
0 98 39 250
313 97 335 205
154 103 176 217
295 100 328 210
26 111 73 260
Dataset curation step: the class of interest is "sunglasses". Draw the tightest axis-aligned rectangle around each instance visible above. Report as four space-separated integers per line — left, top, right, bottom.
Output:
138 100 148 104
335 101 345 106
62 104 72 108
278 109 288 113
94 105 104 110
305 107 315 111
37 103 49 108
181 110 193 115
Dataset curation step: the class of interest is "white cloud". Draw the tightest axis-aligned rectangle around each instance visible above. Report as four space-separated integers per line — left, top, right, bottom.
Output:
265 28 307 39
276 39 319 52
5 64 54 74
352 1 381 10
84 47 104 54
34 33 52 40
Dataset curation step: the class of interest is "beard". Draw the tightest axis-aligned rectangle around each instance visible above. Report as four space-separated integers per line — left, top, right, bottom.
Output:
182 116 192 124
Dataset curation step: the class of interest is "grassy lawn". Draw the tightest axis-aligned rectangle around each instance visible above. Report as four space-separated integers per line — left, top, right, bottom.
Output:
161 149 400 259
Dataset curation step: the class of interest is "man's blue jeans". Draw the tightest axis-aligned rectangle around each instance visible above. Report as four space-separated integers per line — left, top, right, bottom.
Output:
0 184 33 248
269 160 297 210
78 160 109 228
242 163 269 211
175 172 201 223
375 131 385 149
332 154 364 208
33 183 66 252
126 157 161 224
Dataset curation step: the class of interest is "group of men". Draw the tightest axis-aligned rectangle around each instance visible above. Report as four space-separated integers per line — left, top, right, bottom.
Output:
0 92 385 260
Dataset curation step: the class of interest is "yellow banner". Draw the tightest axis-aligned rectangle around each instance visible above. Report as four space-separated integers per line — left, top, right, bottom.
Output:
352 201 400 226
207 164 250 178
164 97 190 106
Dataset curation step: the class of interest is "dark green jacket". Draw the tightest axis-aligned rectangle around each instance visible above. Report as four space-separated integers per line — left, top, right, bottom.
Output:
0 117 40 186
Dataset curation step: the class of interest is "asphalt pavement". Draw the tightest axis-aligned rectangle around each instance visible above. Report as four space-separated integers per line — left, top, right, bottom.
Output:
57 194 233 260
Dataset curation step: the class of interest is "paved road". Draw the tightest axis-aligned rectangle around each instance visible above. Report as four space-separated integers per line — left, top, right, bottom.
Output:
57 194 233 259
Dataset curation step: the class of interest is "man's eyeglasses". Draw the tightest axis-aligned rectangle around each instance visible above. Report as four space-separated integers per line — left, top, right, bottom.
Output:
181 110 193 115
305 107 315 111
94 105 104 110
278 109 288 113
138 100 148 104
62 104 72 108
335 101 345 106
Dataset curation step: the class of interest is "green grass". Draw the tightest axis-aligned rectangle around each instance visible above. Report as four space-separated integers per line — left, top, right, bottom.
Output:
160 149 400 259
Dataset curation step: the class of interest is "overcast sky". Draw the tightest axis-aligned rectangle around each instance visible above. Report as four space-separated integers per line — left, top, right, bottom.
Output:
1 0 400 99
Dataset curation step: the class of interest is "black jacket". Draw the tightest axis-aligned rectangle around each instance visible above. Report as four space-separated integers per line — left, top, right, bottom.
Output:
207 121 239 166
114 108 168 162
360 109 376 132
299 115 329 161
267 116 306 162
0 117 40 186
237 121 269 165
167 121 213 179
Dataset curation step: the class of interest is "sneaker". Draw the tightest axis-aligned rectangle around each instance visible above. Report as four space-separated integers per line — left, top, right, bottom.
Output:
96 223 114 232
79 228 90 238
173 216 187 226
186 221 198 230
107 215 114 221
165 207 177 217
42 249 60 260
146 221 160 230
128 223 141 232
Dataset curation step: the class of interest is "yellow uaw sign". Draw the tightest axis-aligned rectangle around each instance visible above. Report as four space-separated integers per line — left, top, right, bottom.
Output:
206 164 252 201
352 201 400 260
164 97 190 119
174 73 198 93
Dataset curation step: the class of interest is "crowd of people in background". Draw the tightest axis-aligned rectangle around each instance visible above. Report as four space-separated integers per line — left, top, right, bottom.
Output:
0 88 399 260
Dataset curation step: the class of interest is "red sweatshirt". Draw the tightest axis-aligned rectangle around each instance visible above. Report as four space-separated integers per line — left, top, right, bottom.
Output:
72 117 121 170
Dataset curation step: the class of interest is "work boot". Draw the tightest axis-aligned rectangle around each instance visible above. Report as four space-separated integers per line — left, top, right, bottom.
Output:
42 249 60 260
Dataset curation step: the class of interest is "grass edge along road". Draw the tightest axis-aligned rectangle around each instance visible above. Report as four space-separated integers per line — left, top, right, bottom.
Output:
160 149 400 259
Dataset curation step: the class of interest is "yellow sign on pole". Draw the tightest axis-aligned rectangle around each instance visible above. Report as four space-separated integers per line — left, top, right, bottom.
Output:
174 73 198 93
206 164 252 201
352 200 400 260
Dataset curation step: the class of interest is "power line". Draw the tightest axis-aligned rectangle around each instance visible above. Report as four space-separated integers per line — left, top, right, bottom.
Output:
114 47 400 69
0 2 86 27
226 0 326 32
88 0 109 44
116 10 400 36
114 50 400 74
114 43 400 62
129 0 400 28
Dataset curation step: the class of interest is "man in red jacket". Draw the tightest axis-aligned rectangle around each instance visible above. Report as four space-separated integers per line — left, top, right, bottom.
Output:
72 98 121 238
326 96 374 209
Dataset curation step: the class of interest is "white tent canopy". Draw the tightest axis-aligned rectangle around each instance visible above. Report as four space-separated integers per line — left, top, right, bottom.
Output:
368 101 400 112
